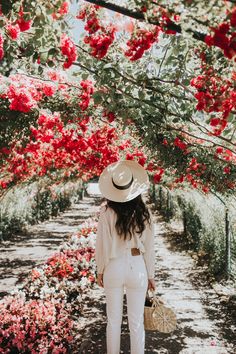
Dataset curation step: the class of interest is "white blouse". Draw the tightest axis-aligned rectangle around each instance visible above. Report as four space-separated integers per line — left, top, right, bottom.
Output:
95 205 155 279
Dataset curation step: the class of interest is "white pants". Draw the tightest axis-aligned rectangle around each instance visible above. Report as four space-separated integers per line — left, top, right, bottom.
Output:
103 249 148 354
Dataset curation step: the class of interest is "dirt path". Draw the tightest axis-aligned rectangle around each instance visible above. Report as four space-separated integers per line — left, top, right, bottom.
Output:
0 195 100 298
0 189 235 353
79 201 236 354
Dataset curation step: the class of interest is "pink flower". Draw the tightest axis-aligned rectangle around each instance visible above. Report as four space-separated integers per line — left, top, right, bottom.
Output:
59 2 70 15
0 34 4 60
210 339 217 346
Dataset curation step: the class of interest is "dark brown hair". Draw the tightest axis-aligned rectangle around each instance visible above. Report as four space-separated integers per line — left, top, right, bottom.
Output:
106 194 151 240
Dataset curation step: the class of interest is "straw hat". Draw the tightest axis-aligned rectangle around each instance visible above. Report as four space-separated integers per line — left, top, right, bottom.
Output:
98 160 149 202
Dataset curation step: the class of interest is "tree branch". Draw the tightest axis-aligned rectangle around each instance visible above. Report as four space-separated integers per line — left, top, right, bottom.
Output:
84 0 206 41
167 124 236 156
76 45 192 101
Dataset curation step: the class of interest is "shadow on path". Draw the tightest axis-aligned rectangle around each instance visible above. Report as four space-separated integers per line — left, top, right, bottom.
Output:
1 189 235 353
0 197 100 298
78 201 235 354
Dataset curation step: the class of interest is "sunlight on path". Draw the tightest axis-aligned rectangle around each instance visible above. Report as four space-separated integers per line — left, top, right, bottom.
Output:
79 193 235 354
0 196 100 297
149 213 235 354
0 186 234 353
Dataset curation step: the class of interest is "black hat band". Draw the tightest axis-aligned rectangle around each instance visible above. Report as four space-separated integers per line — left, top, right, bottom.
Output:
112 175 134 190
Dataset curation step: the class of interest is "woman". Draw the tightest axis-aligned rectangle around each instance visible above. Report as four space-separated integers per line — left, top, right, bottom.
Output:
95 160 156 354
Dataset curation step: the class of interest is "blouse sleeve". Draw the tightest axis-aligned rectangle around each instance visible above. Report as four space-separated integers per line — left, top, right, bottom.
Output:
143 214 155 279
95 206 111 274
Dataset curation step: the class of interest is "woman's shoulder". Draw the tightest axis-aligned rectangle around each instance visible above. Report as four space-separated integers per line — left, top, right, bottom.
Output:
99 203 115 217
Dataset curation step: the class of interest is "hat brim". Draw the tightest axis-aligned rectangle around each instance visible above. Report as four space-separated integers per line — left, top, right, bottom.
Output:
98 160 149 202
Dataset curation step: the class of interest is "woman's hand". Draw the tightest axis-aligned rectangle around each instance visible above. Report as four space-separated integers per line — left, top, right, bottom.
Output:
148 278 156 291
97 273 104 287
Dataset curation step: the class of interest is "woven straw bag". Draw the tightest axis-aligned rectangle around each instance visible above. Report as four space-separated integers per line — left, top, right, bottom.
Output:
144 291 177 333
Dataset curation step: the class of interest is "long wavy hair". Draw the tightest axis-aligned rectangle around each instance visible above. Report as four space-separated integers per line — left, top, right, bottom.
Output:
106 194 151 240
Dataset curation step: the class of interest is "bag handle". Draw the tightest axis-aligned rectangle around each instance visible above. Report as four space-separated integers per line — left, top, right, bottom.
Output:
146 289 164 307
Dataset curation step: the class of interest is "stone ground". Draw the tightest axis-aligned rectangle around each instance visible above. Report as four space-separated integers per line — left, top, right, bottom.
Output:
0 184 235 353
0 194 99 297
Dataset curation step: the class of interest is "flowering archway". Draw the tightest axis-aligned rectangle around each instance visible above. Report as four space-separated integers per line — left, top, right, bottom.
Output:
0 0 235 196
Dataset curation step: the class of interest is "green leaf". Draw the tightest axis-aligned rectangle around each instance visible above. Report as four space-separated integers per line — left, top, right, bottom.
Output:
138 91 146 100
25 45 35 57
40 52 48 64
228 113 235 123
81 73 89 80
222 128 232 136
48 48 59 56
35 28 44 39
92 92 103 105
172 117 179 123
103 63 113 69
182 79 190 86
47 60 55 68
38 65 44 75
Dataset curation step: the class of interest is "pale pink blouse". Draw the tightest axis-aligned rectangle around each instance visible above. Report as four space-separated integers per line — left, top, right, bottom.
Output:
95 205 155 279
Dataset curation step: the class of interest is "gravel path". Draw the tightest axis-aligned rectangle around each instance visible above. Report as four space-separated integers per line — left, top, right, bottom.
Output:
0 195 100 298
0 187 235 353
79 200 236 354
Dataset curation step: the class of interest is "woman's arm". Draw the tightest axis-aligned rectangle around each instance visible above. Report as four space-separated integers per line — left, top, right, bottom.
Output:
95 206 111 287
143 215 156 289
95 208 106 275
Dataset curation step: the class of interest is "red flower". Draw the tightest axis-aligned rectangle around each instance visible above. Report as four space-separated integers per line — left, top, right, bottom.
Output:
191 60 234 136
153 169 164 184
223 166 231 174
174 137 187 150
85 14 100 34
60 34 77 69
0 180 8 189
43 84 56 97
0 34 4 60
126 153 134 160
7 84 38 112
210 118 220 126
103 110 116 122
205 21 236 59
138 157 146 166
79 80 94 111
216 147 223 154
16 13 32 32
147 162 154 171
230 9 236 27
85 29 116 59
125 27 160 61
6 23 20 40
202 185 209 193
204 35 214 46
59 2 69 15
162 138 168 145
81 6 115 59
218 23 230 34
52 1 69 19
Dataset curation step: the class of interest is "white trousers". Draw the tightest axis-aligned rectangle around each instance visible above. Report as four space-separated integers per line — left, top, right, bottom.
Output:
103 249 148 354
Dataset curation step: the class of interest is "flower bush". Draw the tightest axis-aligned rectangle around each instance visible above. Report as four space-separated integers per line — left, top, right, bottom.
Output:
0 179 84 239
153 185 236 276
0 293 74 354
0 213 99 352
1 0 236 195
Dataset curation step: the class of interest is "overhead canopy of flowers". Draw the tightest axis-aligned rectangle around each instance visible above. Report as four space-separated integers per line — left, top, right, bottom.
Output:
0 0 235 196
